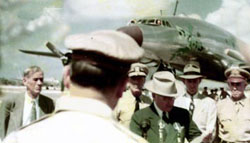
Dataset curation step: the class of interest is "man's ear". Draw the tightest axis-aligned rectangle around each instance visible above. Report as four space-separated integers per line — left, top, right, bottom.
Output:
244 80 248 88
22 77 27 86
121 77 128 92
181 78 185 83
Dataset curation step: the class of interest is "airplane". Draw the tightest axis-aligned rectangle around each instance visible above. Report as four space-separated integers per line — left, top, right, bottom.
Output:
117 16 250 82
19 16 250 84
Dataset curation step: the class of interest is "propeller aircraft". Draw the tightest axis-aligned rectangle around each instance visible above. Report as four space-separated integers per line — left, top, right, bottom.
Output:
118 16 250 81
19 16 250 83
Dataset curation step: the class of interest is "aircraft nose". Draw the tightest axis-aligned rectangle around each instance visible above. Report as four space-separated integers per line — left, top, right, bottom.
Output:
117 26 143 47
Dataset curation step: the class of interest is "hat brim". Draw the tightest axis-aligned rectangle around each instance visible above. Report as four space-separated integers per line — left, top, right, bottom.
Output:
128 72 147 77
227 77 246 83
179 75 205 79
144 80 184 97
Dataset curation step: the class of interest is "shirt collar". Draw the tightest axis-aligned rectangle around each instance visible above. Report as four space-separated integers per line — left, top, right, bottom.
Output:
56 96 113 119
185 92 199 99
233 96 247 106
25 92 39 104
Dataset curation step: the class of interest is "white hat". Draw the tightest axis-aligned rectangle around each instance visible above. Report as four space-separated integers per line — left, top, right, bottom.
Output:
64 30 144 62
179 61 204 79
225 66 250 83
145 71 183 97
128 63 148 77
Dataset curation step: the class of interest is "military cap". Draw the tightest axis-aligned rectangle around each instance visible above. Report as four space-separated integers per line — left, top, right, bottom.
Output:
128 63 148 77
179 61 204 79
145 71 184 97
64 30 144 62
225 66 250 83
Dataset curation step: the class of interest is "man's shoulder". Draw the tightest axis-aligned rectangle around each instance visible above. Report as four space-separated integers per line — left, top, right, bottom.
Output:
133 105 152 118
119 89 134 100
7 111 148 143
39 94 54 103
1 93 24 105
38 94 55 112
140 95 152 104
171 106 189 115
216 98 231 109
198 93 216 104
135 105 151 113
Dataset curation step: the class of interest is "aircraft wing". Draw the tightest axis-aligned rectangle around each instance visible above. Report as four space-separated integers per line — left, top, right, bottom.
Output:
19 42 71 66
19 49 59 58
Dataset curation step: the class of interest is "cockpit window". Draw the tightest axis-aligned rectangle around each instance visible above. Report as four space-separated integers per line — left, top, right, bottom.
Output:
148 19 156 25
145 19 163 26
135 18 169 27
165 21 171 27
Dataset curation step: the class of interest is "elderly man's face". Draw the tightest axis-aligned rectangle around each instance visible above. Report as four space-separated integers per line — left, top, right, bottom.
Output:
128 76 146 97
227 79 247 101
153 94 175 112
23 71 44 98
183 78 201 95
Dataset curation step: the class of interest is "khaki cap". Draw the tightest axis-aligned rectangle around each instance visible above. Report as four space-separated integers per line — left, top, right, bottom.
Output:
128 63 148 77
179 61 204 79
64 30 144 62
225 66 250 83
145 71 184 97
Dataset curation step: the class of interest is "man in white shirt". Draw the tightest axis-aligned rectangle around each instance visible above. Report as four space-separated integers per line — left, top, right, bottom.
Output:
174 61 217 143
217 66 250 142
0 66 55 139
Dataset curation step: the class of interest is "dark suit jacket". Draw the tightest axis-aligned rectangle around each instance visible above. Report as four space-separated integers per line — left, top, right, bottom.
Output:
130 104 201 143
0 93 55 139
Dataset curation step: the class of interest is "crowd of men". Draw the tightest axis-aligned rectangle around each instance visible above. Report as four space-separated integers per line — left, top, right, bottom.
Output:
0 29 249 143
201 87 230 101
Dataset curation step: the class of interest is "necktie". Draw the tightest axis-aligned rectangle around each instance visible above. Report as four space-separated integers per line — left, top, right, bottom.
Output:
30 101 37 122
189 97 195 116
134 97 141 113
162 112 169 123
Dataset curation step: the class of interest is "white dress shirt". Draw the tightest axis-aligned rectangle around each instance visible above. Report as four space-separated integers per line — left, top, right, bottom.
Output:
174 92 217 141
22 92 40 126
217 97 250 142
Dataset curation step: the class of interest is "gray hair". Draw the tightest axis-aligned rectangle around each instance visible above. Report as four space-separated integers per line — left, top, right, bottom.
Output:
23 66 43 78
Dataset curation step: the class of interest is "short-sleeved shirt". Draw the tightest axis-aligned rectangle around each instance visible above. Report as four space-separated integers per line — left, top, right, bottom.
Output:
217 97 250 142
114 89 152 128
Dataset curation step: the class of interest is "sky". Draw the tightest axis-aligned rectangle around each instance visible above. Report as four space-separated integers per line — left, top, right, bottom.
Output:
1 0 250 81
